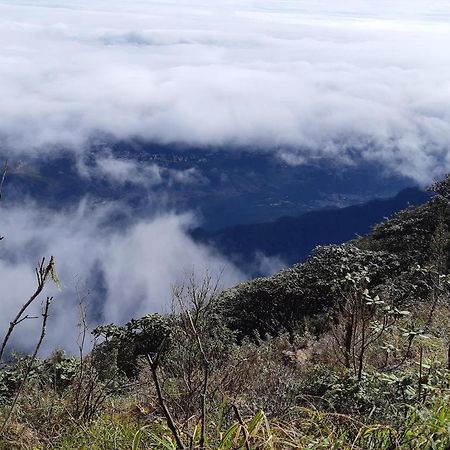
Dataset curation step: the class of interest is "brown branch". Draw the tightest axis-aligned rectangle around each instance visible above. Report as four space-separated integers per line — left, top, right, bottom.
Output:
232 404 251 450
0 296 52 436
146 353 185 450
187 310 209 450
383 335 415 372
0 256 55 362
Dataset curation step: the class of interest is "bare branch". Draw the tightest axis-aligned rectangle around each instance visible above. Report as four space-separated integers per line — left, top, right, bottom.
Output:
0 257 55 362
0 296 53 436
146 353 186 450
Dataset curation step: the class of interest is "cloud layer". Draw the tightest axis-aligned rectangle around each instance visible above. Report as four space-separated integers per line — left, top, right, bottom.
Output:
0 0 450 182
0 201 245 353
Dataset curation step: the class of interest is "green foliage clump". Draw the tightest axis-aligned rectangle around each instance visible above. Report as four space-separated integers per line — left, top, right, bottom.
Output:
220 244 402 340
92 313 171 378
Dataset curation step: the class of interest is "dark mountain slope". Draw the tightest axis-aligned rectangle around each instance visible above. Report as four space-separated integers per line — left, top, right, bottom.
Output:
218 187 449 340
193 187 430 268
220 245 403 339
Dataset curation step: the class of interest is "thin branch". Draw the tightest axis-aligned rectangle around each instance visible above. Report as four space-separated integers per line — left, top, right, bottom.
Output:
0 160 7 240
146 353 185 450
232 404 251 450
187 310 209 450
0 256 55 362
0 296 52 436
0 160 8 201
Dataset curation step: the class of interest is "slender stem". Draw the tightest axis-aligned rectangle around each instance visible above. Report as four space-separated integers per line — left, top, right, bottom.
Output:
0 297 52 436
232 404 251 450
0 160 8 201
146 354 185 450
187 310 209 450
418 346 423 402
0 257 54 362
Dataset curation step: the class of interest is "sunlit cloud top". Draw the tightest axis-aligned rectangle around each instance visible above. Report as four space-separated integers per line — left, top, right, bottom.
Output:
0 0 450 182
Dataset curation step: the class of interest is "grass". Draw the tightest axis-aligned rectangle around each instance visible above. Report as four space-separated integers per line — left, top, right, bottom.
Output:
2 393 449 449
3 282 450 449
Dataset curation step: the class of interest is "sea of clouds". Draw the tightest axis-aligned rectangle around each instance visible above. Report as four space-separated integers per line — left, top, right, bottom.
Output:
1 0 450 181
1 0 450 351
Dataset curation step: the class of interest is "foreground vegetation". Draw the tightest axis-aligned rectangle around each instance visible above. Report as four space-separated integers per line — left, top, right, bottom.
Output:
2 176 450 449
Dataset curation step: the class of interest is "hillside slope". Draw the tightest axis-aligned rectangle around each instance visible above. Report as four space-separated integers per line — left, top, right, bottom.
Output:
219 188 447 339
193 187 430 269
2 178 450 450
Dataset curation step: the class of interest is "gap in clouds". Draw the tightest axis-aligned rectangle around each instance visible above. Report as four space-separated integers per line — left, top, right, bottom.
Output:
2 142 413 230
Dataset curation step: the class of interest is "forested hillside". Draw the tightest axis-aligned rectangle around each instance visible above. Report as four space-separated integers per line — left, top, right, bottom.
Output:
192 187 430 269
1 177 450 449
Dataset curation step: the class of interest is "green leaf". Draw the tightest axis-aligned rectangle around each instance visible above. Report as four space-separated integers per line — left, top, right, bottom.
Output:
218 423 241 450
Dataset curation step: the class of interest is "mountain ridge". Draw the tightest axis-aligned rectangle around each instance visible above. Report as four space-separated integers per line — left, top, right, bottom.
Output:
192 187 431 271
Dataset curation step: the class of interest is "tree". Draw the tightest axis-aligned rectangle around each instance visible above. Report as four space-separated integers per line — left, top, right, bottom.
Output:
332 270 409 380
92 313 171 378
220 244 402 341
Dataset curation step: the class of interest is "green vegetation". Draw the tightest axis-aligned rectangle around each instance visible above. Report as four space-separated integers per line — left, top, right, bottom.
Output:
2 177 450 448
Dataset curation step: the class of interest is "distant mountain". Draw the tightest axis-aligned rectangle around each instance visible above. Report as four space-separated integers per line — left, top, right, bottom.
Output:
3 143 413 230
192 187 431 270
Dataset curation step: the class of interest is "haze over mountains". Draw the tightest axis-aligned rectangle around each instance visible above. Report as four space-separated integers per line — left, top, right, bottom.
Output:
3 141 428 270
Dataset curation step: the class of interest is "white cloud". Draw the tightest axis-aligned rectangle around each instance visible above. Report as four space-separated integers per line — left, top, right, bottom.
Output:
91 153 163 185
0 200 245 353
0 0 449 182
76 149 207 187
6 0 450 354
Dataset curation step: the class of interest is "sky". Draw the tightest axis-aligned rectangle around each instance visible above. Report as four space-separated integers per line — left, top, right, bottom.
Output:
0 0 449 352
